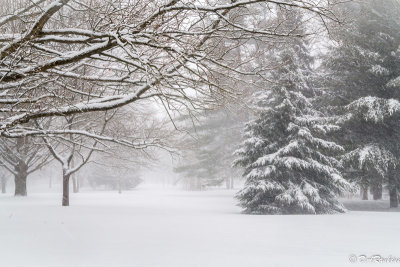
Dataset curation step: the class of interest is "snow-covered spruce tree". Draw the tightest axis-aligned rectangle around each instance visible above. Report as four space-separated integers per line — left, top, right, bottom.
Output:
174 128 224 190
319 0 400 207
233 9 351 214
174 109 244 190
337 98 400 205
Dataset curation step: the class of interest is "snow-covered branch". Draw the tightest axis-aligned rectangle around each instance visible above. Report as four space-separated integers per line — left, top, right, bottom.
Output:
0 0 341 136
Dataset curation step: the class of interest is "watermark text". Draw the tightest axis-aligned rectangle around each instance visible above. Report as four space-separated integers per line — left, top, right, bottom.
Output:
349 254 400 264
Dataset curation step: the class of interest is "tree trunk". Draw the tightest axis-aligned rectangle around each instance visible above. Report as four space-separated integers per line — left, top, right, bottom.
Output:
72 175 78 193
198 178 203 190
225 177 234 189
14 162 28 197
361 185 368 200
14 138 29 196
389 188 398 208
62 172 71 206
14 173 27 196
388 168 398 208
371 183 383 200
71 158 79 193
225 177 230 189
1 176 6 193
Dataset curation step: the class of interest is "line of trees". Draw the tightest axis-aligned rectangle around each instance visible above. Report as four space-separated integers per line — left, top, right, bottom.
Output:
0 0 343 206
3 0 398 216
234 0 400 214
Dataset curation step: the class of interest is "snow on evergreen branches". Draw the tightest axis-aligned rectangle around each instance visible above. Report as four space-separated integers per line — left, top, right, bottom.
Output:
344 97 400 123
341 144 397 177
234 9 351 215
369 65 390 76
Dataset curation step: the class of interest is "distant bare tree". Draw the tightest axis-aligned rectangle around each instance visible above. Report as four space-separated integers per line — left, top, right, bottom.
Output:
37 105 173 206
1 170 7 193
0 135 50 196
38 112 115 206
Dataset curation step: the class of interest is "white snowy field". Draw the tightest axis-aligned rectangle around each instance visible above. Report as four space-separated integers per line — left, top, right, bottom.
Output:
1 185 400 267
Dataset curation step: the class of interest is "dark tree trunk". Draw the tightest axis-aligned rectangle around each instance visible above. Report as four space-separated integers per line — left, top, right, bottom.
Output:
361 185 368 200
14 138 29 196
1 176 6 193
62 172 71 206
14 172 27 196
389 188 398 208
14 160 28 196
371 183 383 200
388 167 398 208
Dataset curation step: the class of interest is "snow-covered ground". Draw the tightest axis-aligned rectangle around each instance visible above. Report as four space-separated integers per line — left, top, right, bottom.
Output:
1 184 400 267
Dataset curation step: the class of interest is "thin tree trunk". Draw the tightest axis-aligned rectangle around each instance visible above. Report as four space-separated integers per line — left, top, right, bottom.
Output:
195 178 202 191
72 175 78 193
370 171 382 200
361 185 368 200
71 158 78 193
225 177 230 189
1 176 6 193
62 172 71 206
388 168 398 208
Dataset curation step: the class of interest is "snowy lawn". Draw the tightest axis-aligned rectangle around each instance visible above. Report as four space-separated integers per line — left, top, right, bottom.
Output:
1 185 400 267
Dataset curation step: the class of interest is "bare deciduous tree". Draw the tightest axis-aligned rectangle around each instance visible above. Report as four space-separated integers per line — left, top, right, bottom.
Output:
0 135 50 195
38 112 115 206
0 0 342 137
37 105 174 206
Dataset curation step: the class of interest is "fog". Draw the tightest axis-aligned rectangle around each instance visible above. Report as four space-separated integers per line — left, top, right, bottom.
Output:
1 0 400 266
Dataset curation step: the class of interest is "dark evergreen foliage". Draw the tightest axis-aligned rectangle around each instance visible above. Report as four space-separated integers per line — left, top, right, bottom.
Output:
319 0 400 205
234 9 351 214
